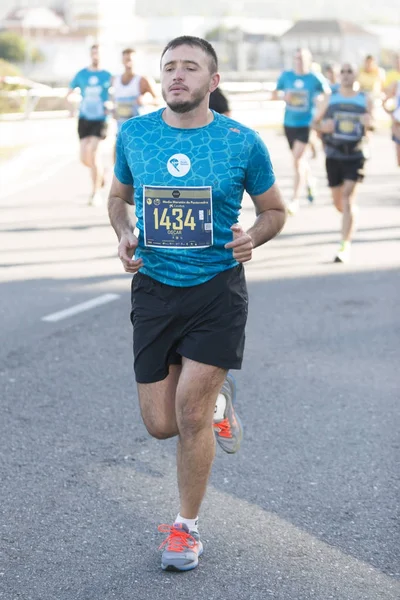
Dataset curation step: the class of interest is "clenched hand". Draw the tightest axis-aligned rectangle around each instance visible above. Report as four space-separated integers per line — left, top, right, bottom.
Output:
225 224 253 263
118 233 143 273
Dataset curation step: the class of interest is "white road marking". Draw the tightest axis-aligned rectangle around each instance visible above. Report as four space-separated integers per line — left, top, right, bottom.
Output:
42 293 120 322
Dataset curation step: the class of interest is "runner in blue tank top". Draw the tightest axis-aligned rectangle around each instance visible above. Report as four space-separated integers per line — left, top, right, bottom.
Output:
108 35 286 572
273 48 330 215
312 63 374 263
67 45 112 206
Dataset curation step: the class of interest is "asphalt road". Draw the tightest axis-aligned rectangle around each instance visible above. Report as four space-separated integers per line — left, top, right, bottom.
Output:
0 115 399 600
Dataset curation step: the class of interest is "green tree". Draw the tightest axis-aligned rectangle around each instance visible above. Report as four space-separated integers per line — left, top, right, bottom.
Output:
0 32 27 63
30 46 45 64
0 57 21 78
0 32 44 64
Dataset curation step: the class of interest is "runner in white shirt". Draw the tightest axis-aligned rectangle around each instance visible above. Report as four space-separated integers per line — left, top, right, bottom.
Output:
113 48 159 136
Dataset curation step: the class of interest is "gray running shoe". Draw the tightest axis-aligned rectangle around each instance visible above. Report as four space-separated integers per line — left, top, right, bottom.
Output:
213 373 243 454
159 523 203 571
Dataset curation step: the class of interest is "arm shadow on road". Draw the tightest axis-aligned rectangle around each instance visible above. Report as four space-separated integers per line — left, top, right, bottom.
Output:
1 267 399 598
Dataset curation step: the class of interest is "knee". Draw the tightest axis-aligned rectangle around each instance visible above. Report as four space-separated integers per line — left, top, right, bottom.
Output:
179 406 209 438
141 411 177 440
80 152 91 167
333 198 343 213
293 156 304 170
144 422 175 440
341 195 352 210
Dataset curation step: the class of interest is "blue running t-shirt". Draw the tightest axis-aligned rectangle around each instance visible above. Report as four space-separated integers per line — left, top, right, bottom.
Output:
70 68 112 121
276 70 330 127
114 109 275 287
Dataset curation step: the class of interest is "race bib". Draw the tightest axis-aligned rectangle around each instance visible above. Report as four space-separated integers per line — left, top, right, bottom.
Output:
287 90 309 112
143 186 213 249
333 112 363 141
81 86 105 119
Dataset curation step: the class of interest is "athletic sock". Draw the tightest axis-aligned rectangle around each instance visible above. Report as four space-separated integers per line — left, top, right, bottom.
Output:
175 513 199 533
214 393 227 421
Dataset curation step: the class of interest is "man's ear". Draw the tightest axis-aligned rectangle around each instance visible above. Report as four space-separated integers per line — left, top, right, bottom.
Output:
210 72 220 93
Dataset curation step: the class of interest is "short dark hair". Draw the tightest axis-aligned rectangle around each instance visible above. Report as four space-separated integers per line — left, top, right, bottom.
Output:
161 36 218 73
90 44 99 51
122 48 135 55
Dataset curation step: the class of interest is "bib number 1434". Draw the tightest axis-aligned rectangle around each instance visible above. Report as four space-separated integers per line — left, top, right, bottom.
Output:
143 186 213 248
153 206 196 231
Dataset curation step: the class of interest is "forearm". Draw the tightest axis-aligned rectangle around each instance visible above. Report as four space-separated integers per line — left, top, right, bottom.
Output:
247 208 286 249
312 118 323 133
108 195 135 241
271 90 281 101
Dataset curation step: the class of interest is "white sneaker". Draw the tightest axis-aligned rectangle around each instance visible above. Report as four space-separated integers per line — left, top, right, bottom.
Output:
88 191 103 207
334 242 351 263
287 198 300 216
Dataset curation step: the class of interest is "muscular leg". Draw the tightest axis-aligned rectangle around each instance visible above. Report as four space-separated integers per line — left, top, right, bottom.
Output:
137 358 227 519
175 358 227 519
309 129 318 159
341 179 359 242
292 140 309 200
137 364 181 439
331 185 343 213
79 138 92 168
86 136 104 195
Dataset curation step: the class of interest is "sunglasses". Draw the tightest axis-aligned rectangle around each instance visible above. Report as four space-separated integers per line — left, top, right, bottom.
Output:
341 69 353 74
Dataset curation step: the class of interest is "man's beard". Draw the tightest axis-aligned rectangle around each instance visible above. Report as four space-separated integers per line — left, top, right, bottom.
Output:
162 86 208 114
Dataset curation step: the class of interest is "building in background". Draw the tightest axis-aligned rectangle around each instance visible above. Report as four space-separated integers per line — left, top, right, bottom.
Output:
0 1 139 81
1 6 67 37
0 4 394 84
280 20 380 68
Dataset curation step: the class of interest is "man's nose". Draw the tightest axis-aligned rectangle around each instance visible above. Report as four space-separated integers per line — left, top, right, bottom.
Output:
173 68 185 80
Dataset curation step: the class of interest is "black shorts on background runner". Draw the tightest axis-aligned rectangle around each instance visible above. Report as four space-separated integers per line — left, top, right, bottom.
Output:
78 118 108 140
284 126 310 149
326 157 365 187
130 265 248 383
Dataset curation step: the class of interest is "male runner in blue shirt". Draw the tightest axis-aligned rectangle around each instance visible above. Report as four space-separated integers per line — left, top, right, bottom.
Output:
108 36 286 572
273 48 330 214
67 45 112 206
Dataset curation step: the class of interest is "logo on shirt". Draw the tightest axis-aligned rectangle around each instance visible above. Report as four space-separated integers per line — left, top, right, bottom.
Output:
294 79 304 89
167 154 191 177
88 75 99 85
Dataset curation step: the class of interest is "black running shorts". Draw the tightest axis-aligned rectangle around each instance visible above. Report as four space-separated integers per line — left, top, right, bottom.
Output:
284 126 310 149
130 265 248 384
78 118 108 140
326 157 365 187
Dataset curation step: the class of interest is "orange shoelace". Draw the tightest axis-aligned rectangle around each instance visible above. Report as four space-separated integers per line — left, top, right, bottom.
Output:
158 525 197 552
213 417 232 438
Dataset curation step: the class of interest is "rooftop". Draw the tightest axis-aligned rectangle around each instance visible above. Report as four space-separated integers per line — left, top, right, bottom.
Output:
282 19 377 37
